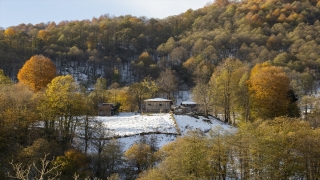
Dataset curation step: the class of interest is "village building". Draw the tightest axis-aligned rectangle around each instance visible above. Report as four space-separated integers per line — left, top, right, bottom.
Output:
174 101 197 114
143 98 173 113
98 103 115 116
181 101 197 108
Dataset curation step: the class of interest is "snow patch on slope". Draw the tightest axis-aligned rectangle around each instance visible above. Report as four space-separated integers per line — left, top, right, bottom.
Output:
74 113 235 153
95 113 177 137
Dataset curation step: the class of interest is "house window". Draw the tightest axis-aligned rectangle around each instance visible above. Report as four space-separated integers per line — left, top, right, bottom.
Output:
148 103 151 106
159 103 162 106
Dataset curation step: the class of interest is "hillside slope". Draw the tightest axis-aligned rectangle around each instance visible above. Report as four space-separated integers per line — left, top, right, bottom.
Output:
75 113 234 152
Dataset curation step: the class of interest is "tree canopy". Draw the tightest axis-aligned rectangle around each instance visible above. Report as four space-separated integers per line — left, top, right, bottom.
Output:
1 0 320 87
248 62 291 119
17 55 56 92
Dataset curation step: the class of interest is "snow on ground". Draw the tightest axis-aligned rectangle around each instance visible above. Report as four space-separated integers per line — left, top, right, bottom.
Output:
117 134 177 151
175 115 234 135
75 113 235 153
95 113 177 137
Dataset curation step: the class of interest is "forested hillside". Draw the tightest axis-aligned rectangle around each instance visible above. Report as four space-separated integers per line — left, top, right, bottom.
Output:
2 0 320 179
2 0 320 86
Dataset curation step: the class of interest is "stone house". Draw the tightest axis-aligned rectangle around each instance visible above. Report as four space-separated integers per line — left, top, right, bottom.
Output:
181 101 197 113
142 98 172 113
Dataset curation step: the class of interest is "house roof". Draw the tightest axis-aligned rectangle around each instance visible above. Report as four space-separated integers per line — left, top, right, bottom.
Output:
144 98 172 102
181 101 196 105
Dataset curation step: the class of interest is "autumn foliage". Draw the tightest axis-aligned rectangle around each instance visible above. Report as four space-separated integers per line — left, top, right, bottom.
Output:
17 55 56 92
248 62 291 119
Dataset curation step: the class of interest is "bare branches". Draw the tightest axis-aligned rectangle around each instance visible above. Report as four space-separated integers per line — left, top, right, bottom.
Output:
7 161 31 180
7 153 61 180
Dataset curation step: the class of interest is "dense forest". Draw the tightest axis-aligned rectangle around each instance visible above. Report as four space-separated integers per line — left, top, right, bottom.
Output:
2 0 320 179
1 0 320 86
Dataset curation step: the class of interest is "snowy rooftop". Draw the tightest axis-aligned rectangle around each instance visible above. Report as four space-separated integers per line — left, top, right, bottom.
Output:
144 98 172 102
181 101 196 105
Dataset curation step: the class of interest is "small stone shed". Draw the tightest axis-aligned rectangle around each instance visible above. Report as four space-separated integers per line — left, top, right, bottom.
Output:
181 101 197 112
181 101 197 108
174 101 197 114
143 98 173 113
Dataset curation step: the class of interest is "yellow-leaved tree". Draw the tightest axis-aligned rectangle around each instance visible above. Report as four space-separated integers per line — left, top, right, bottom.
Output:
248 62 290 119
125 142 154 175
39 75 85 149
3 27 16 46
17 55 56 92
0 69 12 85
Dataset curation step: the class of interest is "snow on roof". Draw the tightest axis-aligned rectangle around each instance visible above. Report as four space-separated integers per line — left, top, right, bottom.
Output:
144 98 172 102
181 101 196 105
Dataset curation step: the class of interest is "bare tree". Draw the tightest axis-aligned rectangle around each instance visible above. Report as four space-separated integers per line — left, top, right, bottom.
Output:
8 154 61 180
91 121 115 178
156 68 178 100
192 64 213 117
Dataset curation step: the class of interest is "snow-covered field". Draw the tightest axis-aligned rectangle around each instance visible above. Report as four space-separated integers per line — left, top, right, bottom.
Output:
95 113 177 137
175 115 233 135
75 113 235 153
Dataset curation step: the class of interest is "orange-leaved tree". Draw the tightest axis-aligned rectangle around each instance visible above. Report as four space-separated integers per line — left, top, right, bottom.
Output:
248 62 290 119
17 55 56 92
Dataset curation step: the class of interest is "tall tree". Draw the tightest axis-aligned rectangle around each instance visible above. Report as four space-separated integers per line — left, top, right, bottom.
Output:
40 75 85 149
192 63 214 117
248 62 291 119
129 77 158 112
3 27 16 46
99 139 123 179
209 58 245 124
156 69 178 100
0 83 39 179
17 55 56 92
89 77 110 110
235 70 251 122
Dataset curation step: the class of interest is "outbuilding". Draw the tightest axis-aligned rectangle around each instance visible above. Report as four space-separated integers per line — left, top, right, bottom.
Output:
98 103 115 116
180 101 197 113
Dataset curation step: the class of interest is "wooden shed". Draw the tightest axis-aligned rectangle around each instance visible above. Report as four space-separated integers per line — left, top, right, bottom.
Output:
98 103 114 116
